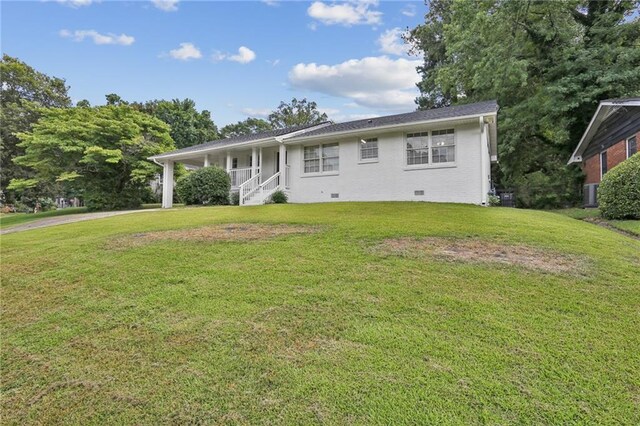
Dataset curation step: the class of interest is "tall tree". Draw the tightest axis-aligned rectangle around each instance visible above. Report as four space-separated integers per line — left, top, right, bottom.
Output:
407 0 640 208
9 106 175 210
220 117 273 138
132 98 219 149
0 54 71 201
268 98 329 129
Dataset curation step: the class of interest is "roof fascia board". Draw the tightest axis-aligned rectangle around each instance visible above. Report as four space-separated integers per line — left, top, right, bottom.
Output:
284 112 497 144
569 99 640 164
149 123 332 162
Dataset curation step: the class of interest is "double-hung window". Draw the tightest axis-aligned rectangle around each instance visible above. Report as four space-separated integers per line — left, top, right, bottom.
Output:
304 145 320 173
304 143 339 174
628 136 637 158
406 132 429 165
601 151 608 177
431 129 455 163
360 138 378 161
406 129 455 166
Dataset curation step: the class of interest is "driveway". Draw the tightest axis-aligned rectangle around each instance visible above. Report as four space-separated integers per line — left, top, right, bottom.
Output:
1 209 161 235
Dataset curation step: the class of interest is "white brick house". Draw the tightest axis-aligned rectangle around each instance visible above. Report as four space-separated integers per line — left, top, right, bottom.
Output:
149 100 498 207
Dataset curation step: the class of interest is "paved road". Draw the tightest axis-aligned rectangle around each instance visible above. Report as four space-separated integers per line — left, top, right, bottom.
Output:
1 209 161 235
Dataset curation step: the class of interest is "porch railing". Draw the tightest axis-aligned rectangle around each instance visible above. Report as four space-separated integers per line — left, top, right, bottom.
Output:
229 167 259 187
239 173 261 206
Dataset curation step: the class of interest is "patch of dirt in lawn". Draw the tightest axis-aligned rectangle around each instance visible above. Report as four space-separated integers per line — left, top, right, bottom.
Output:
373 237 582 274
106 223 319 249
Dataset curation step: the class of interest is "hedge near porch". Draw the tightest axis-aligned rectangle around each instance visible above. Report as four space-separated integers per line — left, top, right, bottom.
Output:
175 166 231 205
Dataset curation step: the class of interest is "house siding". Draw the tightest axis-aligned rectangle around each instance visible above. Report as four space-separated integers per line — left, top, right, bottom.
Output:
583 130 640 184
286 122 488 205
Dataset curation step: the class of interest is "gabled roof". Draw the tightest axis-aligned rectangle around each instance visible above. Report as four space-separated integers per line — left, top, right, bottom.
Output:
569 98 640 164
288 100 498 141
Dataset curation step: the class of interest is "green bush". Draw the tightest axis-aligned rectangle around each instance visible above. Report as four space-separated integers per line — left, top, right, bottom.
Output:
487 194 501 207
270 190 288 204
598 153 640 220
175 166 230 206
230 191 240 206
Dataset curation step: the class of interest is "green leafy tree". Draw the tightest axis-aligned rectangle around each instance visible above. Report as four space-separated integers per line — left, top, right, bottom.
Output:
268 98 329 129
220 117 273 138
105 93 128 106
407 0 640 208
0 54 71 201
133 98 219 149
9 106 175 210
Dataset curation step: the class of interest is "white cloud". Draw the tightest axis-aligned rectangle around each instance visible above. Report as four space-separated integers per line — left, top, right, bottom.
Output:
377 27 410 56
213 46 256 64
401 4 416 17
55 0 96 8
241 107 271 118
289 56 421 109
168 42 202 60
229 46 256 64
308 0 382 27
267 59 280 66
152 0 179 12
59 29 135 46
261 0 280 6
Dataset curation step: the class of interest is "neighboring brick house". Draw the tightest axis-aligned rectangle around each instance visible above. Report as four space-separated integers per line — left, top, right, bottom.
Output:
569 98 639 207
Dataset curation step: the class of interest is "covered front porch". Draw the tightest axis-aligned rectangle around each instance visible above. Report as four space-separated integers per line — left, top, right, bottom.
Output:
157 142 289 208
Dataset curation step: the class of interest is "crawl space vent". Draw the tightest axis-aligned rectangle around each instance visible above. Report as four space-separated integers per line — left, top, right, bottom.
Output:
331 193 339 199
414 190 425 196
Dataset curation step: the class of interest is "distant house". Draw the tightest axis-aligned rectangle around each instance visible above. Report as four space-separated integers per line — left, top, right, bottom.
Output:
149 100 498 207
569 98 639 207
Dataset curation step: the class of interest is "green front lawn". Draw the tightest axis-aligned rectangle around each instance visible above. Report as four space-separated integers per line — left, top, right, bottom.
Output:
2 202 639 424
0 207 87 229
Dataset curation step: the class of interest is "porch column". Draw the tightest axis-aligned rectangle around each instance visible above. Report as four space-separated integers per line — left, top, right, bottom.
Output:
259 147 263 183
226 152 232 172
251 147 257 176
203 154 210 167
161 160 174 209
279 144 286 188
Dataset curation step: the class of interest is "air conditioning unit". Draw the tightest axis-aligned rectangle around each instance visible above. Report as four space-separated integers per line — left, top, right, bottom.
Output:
583 184 598 207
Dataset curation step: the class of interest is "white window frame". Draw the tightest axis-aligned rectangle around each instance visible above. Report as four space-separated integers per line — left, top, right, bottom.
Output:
302 143 340 176
404 129 457 170
600 150 607 178
359 138 379 163
627 135 637 159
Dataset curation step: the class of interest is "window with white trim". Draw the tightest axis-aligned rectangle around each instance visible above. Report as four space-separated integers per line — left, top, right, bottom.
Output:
359 138 378 161
304 145 320 173
322 143 339 172
304 143 339 173
431 129 455 163
406 132 429 165
628 135 637 158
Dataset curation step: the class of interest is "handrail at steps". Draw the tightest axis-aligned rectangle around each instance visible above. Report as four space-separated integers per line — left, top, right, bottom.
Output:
239 173 261 206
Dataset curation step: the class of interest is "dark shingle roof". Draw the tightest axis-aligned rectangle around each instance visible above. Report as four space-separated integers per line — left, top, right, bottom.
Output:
290 100 498 139
151 100 498 158
152 122 330 158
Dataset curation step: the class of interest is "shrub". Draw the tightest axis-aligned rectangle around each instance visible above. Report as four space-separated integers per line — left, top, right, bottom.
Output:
175 166 231 206
230 191 240 206
598 153 640 219
487 194 501 207
270 190 288 204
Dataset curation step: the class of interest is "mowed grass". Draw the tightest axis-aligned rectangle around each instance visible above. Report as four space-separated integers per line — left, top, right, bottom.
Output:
1 202 639 424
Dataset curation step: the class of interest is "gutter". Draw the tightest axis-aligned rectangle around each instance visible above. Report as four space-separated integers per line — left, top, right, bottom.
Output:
284 111 498 144
148 122 331 161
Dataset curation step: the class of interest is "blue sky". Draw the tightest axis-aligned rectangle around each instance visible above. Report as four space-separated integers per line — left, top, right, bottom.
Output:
1 0 426 126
